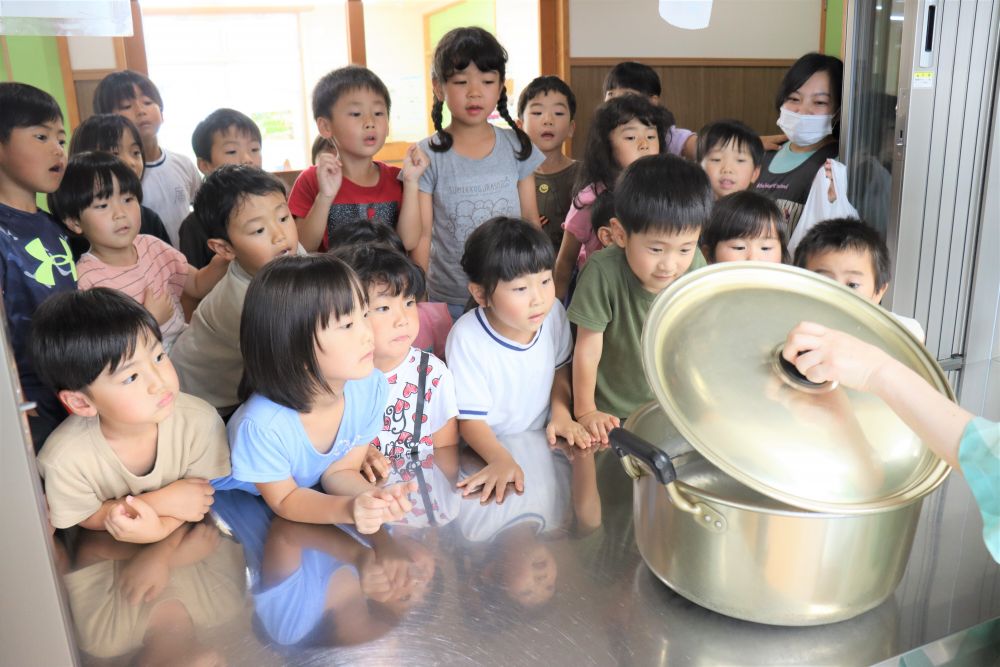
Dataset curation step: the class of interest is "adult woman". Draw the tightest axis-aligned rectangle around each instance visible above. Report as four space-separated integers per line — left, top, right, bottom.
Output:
754 53 844 236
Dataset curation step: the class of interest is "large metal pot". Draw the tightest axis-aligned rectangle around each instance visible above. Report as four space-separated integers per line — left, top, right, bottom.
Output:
610 263 953 626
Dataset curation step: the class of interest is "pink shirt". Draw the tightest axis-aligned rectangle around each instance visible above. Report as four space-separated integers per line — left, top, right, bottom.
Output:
561 183 604 268
76 234 189 349
414 301 452 360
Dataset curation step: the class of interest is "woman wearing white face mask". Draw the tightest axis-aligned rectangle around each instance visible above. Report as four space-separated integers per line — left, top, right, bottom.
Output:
754 53 845 237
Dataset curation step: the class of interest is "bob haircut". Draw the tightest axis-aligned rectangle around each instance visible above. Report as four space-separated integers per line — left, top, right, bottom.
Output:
192 108 262 162
193 164 286 242
614 154 713 236
327 219 405 254
31 288 162 392
238 254 369 411
68 113 145 162
517 75 577 119
332 244 426 300
48 151 143 223
573 95 673 208
312 65 391 120
793 218 891 291
603 61 662 98
701 191 788 263
92 70 163 114
775 53 844 138
696 119 765 167
0 82 63 143
461 216 555 299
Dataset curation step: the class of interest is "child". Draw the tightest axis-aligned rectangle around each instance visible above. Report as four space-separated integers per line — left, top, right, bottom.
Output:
211 254 417 533
0 82 77 447
517 76 578 250
793 218 925 341
169 165 302 415
179 107 263 269
445 217 590 504
312 135 338 165
32 288 231 542
331 244 459 468
50 152 228 351
589 189 616 250
701 190 788 264
554 95 673 299
568 155 713 441
67 113 171 246
289 66 425 254
93 70 200 246
329 218 453 360
418 27 546 320
697 119 764 200
602 61 695 159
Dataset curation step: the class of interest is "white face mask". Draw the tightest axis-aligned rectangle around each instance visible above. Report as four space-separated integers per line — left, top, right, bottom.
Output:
777 107 834 146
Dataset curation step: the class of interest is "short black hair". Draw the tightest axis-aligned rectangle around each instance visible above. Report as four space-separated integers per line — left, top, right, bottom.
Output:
92 70 163 114
517 75 577 119
31 288 162 393
327 219 405 254
775 53 844 138
794 218 891 291
191 108 262 162
590 189 616 236
332 244 426 300
0 82 63 143
614 154 713 235
696 119 764 167
49 151 143 223
239 254 368 411
193 164 286 242
702 191 787 262
603 61 661 98
312 65 391 120
461 217 555 299
68 113 144 163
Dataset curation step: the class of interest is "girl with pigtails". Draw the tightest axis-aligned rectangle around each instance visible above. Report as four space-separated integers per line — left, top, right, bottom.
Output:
413 27 545 321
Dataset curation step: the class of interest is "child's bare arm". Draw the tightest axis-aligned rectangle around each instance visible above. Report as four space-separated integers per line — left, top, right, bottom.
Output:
573 327 619 443
554 234 582 300
432 416 459 448
183 253 229 299
456 419 524 503
547 364 592 447
397 144 429 252
296 152 342 251
256 477 357 525
76 477 213 532
412 191 434 272
517 174 541 226
104 496 185 543
682 134 698 161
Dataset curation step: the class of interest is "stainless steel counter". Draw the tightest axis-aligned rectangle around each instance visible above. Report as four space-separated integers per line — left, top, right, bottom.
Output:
59 431 1000 666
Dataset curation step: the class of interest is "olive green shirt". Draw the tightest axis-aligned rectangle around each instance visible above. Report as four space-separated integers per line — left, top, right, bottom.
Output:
567 244 706 419
535 161 579 249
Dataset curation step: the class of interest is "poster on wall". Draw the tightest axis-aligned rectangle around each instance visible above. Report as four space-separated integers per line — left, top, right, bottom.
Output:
0 0 132 36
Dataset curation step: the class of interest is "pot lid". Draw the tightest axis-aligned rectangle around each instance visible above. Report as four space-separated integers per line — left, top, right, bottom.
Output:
641 262 952 514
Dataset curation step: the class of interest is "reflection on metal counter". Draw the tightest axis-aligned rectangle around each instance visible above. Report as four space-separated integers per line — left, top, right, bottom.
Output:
57 431 1000 666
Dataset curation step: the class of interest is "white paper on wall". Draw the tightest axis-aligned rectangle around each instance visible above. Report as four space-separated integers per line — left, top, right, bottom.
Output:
658 0 713 30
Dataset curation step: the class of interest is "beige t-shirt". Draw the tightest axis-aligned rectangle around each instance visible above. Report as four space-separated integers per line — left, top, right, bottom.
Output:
168 259 252 412
37 393 231 529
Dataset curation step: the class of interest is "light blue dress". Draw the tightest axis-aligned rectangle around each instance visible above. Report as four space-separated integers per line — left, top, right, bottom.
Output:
958 417 1000 562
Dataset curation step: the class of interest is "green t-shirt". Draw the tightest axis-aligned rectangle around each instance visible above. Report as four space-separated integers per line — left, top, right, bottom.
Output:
567 244 706 419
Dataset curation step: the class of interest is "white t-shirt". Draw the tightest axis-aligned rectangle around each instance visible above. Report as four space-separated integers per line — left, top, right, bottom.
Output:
370 347 458 458
445 301 572 435
142 148 201 247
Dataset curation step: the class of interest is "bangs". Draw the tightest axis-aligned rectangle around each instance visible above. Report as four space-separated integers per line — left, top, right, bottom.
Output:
495 235 555 283
315 269 369 332
91 159 142 201
435 29 507 80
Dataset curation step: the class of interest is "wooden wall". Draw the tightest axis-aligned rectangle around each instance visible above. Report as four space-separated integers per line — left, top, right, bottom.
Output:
568 59 793 157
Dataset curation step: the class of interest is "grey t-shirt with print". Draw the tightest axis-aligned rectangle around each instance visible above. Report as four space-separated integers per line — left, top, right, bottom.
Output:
417 126 544 306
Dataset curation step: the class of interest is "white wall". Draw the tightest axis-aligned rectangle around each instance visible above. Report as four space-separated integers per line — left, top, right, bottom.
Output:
66 36 116 69
569 0 822 59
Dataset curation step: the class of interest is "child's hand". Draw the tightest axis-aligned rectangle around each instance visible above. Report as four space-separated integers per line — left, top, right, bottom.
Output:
315 150 343 199
105 496 167 544
361 445 390 483
171 521 221 567
577 410 621 445
142 286 175 326
160 478 216 522
401 144 430 183
350 481 418 533
546 415 594 449
824 159 838 202
457 455 524 504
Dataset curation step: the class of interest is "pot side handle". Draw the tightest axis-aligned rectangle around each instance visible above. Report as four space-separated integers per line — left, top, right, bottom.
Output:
609 427 678 485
